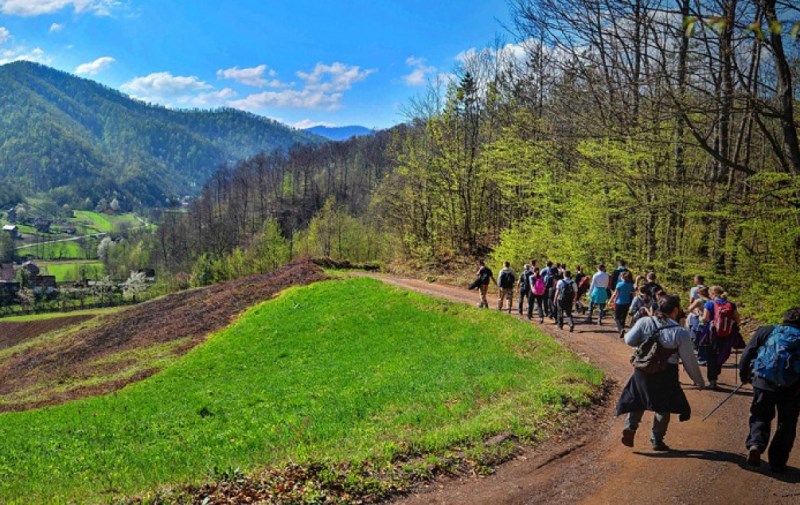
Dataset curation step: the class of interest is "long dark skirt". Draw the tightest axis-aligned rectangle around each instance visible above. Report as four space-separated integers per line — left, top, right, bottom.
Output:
616 364 692 422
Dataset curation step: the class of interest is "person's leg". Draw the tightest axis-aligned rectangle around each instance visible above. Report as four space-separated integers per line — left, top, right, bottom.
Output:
557 305 564 329
598 302 606 324
706 342 720 385
497 288 504 310
622 410 644 446
536 295 544 322
506 289 513 312
518 290 525 314
527 292 534 319
766 390 800 471
587 301 595 322
746 387 775 465
566 305 574 331
651 412 671 449
615 303 630 332
479 284 488 308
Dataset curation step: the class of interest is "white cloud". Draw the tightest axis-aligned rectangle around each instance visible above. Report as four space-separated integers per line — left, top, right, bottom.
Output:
0 27 9 45
0 46 50 65
292 119 336 129
0 0 116 16
216 64 290 88
176 87 237 108
49 23 64 33
402 56 436 86
297 62 375 92
228 89 343 111
120 72 213 102
74 56 114 76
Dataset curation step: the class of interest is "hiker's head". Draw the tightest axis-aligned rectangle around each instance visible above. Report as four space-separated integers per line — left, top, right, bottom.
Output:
533 267 540 275
504 261 510 268
577 265 583 272
655 290 666 300
478 259 485 266
695 275 705 285
637 287 650 300
698 286 710 298
656 294 682 319
564 270 572 279
709 285 726 299
531 259 537 267
783 307 800 325
622 271 632 282
618 258 626 267
646 272 656 282
598 263 606 272
546 260 553 268
524 263 530 271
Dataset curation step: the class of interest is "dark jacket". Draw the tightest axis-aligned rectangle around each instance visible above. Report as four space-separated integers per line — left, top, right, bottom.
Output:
740 323 800 392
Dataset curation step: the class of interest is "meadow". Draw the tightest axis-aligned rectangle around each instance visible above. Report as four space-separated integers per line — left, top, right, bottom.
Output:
0 277 602 503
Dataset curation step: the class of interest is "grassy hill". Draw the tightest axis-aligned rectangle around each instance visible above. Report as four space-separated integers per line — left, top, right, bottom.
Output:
0 61 323 208
0 277 601 503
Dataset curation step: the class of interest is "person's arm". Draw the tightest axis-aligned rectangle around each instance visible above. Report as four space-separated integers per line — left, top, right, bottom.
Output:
733 305 741 324
687 299 702 314
677 330 705 387
573 282 578 304
702 308 712 324
609 289 618 305
589 273 596 292
624 317 648 347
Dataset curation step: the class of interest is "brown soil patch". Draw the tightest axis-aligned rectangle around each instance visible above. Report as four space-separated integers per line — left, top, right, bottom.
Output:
0 315 95 351
0 258 327 412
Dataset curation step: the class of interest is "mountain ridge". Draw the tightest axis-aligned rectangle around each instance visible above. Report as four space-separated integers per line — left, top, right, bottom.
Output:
304 125 375 141
0 61 324 208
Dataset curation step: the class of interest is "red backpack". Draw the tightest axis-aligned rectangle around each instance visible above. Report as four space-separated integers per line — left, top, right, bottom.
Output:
712 301 736 338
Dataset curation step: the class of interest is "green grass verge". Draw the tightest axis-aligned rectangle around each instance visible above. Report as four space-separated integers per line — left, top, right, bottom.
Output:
40 261 105 282
0 278 602 503
0 306 122 323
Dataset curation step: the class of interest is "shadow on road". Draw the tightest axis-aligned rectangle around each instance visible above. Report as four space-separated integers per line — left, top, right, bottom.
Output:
635 449 800 483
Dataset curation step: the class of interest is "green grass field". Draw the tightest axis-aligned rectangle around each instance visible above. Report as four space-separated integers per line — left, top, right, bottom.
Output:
40 261 105 282
0 278 601 503
72 211 139 233
0 306 122 323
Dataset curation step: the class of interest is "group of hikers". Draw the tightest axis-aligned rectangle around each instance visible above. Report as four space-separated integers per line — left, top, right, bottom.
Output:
470 258 800 473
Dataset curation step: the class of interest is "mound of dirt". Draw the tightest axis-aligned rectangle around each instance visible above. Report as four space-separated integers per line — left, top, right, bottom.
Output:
0 315 95 351
0 258 327 412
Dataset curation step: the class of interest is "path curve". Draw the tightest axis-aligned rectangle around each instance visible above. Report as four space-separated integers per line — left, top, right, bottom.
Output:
367 274 799 505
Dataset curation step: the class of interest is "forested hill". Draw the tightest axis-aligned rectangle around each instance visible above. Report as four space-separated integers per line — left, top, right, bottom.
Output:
304 125 375 141
0 61 323 208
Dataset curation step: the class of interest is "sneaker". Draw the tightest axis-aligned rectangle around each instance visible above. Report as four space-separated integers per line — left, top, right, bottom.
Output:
747 446 762 467
569 325 575 333
619 330 625 339
621 428 635 447
539 318 544 324
709 380 718 390
651 440 670 451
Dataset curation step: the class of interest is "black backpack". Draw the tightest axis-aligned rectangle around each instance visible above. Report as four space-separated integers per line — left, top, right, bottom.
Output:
558 280 575 308
630 318 679 374
499 271 515 289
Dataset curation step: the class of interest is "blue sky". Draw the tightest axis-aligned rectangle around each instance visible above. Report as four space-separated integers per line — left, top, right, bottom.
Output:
0 0 514 129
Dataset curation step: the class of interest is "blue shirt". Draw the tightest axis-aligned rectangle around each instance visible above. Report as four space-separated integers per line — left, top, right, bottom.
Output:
615 281 635 305
704 298 737 317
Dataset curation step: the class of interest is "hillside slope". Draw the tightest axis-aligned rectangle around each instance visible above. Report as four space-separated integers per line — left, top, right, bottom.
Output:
0 61 323 207
305 124 375 141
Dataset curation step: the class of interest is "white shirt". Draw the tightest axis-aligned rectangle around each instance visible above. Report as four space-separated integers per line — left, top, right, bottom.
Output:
589 271 609 291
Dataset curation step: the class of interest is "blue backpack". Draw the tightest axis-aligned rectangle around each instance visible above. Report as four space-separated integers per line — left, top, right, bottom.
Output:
753 325 800 387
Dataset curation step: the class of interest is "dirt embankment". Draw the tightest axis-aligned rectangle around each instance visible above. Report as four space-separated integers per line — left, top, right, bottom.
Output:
0 258 327 412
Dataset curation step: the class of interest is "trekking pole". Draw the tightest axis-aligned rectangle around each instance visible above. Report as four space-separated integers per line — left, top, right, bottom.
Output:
702 382 745 422
734 349 739 386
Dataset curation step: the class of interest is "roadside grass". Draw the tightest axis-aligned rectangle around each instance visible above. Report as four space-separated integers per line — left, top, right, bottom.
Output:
40 261 105 281
0 277 602 503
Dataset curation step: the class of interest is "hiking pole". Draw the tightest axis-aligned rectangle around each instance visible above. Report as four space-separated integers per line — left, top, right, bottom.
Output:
702 382 745 422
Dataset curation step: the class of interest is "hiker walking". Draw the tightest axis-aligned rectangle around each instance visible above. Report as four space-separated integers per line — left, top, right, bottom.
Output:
609 271 635 338
528 267 546 323
629 286 652 327
686 286 711 364
701 286 742 389
609 259 629 297
617 295 706 451
472 259 496 308
518 264 532 315
587 263 610 325
574 265 589 314
497 261 516 313
688 275 706 306
739 307 800 473
554 270 577 332
641 272 664 299
543 264 560 320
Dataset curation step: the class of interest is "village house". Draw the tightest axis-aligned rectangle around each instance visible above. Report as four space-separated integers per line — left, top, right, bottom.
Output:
2 224 19 239
33 218 51 233
0 263 20 299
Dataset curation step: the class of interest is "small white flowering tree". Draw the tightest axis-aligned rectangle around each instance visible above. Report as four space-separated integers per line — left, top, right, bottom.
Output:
122 271 148 303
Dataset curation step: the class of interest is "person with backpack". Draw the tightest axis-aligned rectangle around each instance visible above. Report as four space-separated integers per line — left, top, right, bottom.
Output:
473 259 496 309
609 270 635 338
545 266 562 321
642 272 664 300
701 285 741 389
574 265 590 314
739 307 800 473
686 286 711 365
518 264 532 315
587 263 610 325
554 270 577 332
497 261 516 313
609 259 629 298
628 286 652 327
528 267 546 323
617 295 706 451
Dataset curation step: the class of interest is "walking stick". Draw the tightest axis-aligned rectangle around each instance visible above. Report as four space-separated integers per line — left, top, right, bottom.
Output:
702 382 745 422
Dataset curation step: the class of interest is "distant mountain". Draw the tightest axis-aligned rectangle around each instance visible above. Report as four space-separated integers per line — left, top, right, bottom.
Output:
0 61 323 208
304 125 375 141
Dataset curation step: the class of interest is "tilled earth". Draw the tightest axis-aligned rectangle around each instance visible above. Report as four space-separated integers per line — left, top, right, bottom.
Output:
0 315 95 351
0 258 327 412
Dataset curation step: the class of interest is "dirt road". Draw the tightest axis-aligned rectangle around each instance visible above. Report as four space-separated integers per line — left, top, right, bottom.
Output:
371 274 800 505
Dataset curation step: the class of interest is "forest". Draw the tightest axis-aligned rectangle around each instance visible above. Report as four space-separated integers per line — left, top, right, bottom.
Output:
102 0 800 320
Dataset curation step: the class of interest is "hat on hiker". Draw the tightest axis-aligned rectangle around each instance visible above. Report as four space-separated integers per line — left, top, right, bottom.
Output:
783 307 800 325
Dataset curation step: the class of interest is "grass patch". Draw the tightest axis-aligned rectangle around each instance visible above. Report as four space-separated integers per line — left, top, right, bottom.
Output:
72 211 140 233
0 307 122 323
0 278 602 503
40 261 105 281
